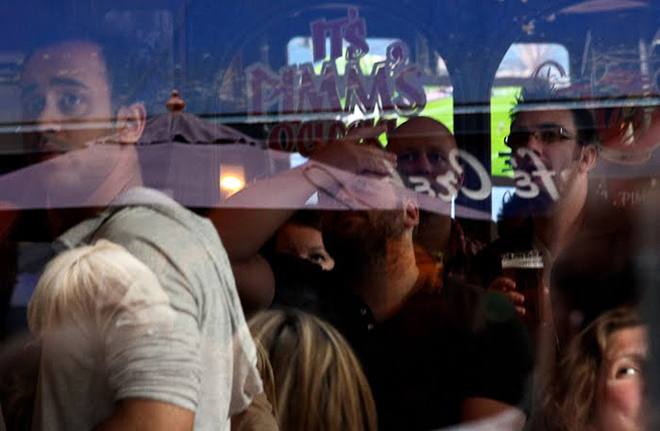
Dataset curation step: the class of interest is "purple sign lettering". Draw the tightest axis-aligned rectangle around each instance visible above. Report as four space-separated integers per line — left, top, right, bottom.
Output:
247 64 295 115
248 42 425 117
247 8 425 118
310 7 368 62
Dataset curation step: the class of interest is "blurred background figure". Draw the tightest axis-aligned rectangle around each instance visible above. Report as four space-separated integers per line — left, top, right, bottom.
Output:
532 306 647 431
234 309 377 431
272 211 334 271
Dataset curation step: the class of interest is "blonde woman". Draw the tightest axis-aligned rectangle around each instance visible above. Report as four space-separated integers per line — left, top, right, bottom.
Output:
235 309 377 431
27 240 181 431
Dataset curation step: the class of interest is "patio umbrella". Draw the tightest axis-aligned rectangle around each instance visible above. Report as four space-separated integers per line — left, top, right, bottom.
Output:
137 91 264 147
135 90 277 206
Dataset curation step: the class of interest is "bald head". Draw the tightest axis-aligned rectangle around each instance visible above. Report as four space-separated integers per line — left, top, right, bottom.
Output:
389 116 456 147
387 117 459 196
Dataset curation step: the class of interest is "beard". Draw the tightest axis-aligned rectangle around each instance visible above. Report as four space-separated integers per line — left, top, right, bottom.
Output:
322 209 406 278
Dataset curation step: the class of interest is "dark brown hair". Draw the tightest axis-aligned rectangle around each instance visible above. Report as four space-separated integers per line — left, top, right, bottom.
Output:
511 80 599 147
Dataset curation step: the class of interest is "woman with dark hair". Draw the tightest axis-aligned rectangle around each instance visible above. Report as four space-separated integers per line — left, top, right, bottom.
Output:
533 306 647 431
271 210 334 271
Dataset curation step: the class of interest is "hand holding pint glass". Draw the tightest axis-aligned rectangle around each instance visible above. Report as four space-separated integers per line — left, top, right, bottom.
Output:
497 251 544 329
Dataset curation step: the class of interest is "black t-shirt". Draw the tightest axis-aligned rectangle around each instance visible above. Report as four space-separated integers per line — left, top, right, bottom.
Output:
269 253 533 431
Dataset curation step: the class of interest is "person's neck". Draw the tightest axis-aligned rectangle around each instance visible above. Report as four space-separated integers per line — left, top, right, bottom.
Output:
46 145 143 239
349 235 419 322
415 211 452 259
535 181 587 257
87 144 143 206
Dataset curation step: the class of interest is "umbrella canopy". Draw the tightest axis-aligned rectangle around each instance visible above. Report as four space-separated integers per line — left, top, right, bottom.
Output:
137 90 264 147
132 91 272 203
137 112 264 147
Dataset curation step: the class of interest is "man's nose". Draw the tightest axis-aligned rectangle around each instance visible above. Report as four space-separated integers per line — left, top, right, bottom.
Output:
36 95 63 135
413 152 433 175
522 131 544 155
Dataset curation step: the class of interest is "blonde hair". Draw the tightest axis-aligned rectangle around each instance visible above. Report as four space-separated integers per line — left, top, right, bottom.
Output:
248 309 377 431
28 240 168 334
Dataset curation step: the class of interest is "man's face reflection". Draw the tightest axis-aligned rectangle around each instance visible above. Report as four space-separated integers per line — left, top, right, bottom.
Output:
508 109 582 199
21 41 115 156
19 40 126 203
387 118 460 198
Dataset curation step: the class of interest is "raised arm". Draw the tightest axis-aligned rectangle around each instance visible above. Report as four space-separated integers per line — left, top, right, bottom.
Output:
209 126 396 311
211 126 395 260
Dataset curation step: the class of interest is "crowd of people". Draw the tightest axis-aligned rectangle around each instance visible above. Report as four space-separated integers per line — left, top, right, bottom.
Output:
0 26 654 431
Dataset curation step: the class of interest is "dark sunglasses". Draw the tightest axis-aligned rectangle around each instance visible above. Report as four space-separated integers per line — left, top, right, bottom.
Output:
504 125 579 149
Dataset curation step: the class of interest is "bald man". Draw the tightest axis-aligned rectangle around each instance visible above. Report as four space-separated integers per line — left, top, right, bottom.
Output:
387 117 483 284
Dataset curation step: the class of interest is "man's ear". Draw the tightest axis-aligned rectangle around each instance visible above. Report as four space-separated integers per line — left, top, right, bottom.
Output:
579 144 598 173
115 102 146 145
403 198 419 229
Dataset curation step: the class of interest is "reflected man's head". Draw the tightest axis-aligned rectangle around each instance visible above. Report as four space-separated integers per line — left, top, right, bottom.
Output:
387 116 463 198
19 36 147 204
507 82 598 206
21 39 146 155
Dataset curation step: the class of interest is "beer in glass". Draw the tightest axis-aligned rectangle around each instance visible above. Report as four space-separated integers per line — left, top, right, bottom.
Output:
501 251 544 328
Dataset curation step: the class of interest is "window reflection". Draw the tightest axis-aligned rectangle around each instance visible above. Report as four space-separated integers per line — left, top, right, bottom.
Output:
0 3 658 431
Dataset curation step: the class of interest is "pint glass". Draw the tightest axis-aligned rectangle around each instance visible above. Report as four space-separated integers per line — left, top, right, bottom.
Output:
501 251 544 327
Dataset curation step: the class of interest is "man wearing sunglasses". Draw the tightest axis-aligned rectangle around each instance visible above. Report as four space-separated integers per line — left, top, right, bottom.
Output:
486 84 599 292
476 83 600 396
505 111 596 208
